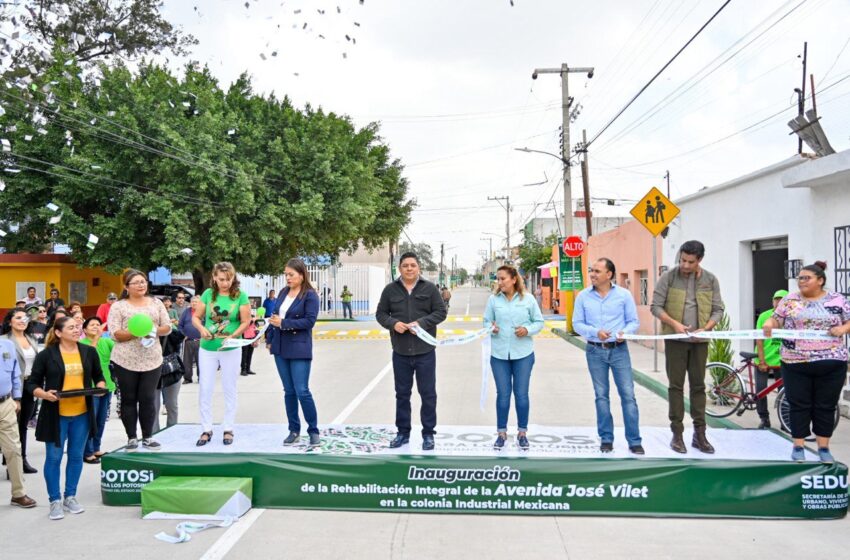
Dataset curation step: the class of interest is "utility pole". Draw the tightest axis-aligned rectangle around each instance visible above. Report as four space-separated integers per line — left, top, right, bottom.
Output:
440 243 445 286
798 41 808 155
531 63 594 237
480 237 493 261
487 196 511 261
579 129 592 238
665 170 670 198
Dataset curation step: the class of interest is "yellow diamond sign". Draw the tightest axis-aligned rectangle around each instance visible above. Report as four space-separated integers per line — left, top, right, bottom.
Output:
630 186 680 237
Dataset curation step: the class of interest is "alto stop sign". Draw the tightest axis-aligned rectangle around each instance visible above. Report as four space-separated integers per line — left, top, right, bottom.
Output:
562 236 585 257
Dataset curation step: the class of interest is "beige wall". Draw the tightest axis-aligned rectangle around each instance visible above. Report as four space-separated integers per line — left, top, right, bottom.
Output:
587 220 663 344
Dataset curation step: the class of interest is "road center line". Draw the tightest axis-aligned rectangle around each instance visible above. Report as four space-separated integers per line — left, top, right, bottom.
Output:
332 360 394 424
200 508 266 560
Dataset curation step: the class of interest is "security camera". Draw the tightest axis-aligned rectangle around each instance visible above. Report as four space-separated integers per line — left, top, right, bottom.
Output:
532 71 538 80
587 70 594 79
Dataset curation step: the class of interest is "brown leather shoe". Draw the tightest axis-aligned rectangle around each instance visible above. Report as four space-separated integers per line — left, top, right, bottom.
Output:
670 433 687 454
692 429 715 454
11 495 37 508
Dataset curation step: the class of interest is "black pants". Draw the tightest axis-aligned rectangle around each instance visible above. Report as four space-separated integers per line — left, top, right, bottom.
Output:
755 368 776 420
392 350 437 437
113 363 160 440
241 344 255 372
16 387 35 460
781 360 847 439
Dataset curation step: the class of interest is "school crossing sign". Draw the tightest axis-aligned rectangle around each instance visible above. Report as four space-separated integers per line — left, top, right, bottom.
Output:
630 186 680 237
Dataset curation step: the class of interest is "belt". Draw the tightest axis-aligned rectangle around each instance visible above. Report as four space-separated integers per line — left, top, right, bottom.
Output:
588 340 625 349
0 393 11 403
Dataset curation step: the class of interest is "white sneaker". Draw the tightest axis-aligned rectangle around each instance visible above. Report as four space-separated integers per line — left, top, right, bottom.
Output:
63 496 85 514
49 500 64 520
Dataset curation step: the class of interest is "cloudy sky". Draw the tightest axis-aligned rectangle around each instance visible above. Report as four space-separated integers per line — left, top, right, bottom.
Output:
162 0 850 270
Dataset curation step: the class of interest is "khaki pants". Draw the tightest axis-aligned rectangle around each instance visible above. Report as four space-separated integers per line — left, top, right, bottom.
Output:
665 340 709 433
0 397 26 498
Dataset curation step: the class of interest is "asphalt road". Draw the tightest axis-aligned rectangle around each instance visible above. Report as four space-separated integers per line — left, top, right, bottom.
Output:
2 285 848 560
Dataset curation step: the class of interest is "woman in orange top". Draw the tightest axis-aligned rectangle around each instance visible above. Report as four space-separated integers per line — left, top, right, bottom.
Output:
27 316 105 520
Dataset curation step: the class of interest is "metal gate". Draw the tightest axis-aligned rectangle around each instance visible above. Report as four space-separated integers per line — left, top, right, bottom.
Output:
307 265 370 318
836 225 850 297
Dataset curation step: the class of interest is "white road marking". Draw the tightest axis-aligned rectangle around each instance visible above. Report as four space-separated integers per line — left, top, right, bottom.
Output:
332 360 394 424
358 330 372 336
199 508 265 560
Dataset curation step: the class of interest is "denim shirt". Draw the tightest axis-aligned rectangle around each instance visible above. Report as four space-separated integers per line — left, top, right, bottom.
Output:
0 338 22 399
573 284 639 343
484 292 545 360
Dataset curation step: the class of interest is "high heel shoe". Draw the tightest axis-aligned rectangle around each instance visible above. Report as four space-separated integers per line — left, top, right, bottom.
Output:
22 458 38 474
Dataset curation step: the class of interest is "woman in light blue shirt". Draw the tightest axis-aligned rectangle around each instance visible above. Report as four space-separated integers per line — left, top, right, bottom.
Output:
484 265 545 450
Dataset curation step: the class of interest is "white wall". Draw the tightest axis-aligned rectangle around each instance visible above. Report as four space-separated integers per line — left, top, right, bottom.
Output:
665 153 850 338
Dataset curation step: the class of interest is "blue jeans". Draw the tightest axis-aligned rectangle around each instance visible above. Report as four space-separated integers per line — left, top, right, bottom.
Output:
85 393 112 456
342 301 353 319
586 343 641 446
44 413 89 503
490 353 535 432
274 356 319 435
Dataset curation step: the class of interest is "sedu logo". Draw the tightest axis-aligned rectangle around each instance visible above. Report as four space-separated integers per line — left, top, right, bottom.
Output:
801 475 848 490
101 469 154 483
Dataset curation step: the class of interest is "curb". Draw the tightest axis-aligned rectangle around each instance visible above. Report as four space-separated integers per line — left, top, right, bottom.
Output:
551 328 741 430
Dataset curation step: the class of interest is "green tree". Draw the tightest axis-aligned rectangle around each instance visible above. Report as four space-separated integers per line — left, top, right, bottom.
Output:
517 231 557 272
399 241 437 272
0 0 195 69
0 56 412 291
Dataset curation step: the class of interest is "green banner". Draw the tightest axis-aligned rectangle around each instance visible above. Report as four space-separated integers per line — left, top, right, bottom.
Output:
558 255 583 291
102 452 848 519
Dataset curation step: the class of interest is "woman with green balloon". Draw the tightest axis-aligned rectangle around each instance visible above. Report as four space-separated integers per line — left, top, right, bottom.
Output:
191 261 251 446
106 269 172 450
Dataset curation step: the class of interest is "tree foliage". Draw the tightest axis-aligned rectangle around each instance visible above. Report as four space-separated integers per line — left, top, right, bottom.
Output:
0 0 196 68
399 241 437 272
0 54 413 291
517 231 558 273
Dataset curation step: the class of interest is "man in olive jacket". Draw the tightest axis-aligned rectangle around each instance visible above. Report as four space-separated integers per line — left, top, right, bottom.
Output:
376 252 447 451
651 240 724 454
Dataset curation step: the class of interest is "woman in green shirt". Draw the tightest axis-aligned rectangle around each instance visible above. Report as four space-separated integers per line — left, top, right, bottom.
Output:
81 317 115 463
192 262 251 446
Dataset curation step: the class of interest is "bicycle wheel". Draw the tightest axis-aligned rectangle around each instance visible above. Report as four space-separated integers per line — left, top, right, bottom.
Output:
776 389 840 442
704 362 745 418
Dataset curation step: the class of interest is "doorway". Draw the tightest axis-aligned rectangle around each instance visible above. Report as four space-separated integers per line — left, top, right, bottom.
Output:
752 238 788 324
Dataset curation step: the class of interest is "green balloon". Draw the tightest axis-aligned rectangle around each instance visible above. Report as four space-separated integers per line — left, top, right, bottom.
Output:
128 313 154 337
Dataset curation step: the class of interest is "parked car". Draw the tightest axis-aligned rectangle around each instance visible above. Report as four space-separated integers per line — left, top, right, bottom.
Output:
149 284 194 301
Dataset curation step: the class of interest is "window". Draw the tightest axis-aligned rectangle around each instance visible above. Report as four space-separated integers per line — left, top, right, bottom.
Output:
638 270 649 305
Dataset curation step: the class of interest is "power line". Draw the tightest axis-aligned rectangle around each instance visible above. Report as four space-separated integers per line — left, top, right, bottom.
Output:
596 0 807 152
586 0 734 148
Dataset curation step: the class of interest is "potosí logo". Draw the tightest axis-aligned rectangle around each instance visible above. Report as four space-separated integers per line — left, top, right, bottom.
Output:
800 475 848 490
101 469 154 484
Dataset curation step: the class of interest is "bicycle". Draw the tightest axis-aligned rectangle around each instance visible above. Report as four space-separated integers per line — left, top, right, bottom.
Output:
704 351 840 439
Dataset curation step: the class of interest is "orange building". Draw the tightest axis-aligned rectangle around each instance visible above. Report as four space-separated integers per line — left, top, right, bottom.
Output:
0 254 124 317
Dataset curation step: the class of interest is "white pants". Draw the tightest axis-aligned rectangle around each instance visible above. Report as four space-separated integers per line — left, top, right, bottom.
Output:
198 347 241 433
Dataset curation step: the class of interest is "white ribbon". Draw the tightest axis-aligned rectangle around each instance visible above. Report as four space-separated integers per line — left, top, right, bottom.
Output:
480 335 492 412
220 321 271 349
410 325 495 347
154 517 235 544
619 329 837 341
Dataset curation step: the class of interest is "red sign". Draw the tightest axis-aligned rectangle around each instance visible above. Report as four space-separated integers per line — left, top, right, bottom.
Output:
562 236 585 257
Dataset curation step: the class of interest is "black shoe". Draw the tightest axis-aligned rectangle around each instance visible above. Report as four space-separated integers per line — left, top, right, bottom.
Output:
22 459 38 474
388 434 409 449
422 435 435 451
240 370 249 376
758 418 771 430
247 370 257 375
600 442 614 453
183 379 193 384
629 445 645 455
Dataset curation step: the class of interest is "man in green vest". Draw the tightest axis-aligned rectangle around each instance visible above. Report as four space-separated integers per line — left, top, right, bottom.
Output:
754 289 788 429
651 240 725 454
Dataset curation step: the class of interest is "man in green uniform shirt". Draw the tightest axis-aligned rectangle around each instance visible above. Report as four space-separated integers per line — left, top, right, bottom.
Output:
754 289 788 429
